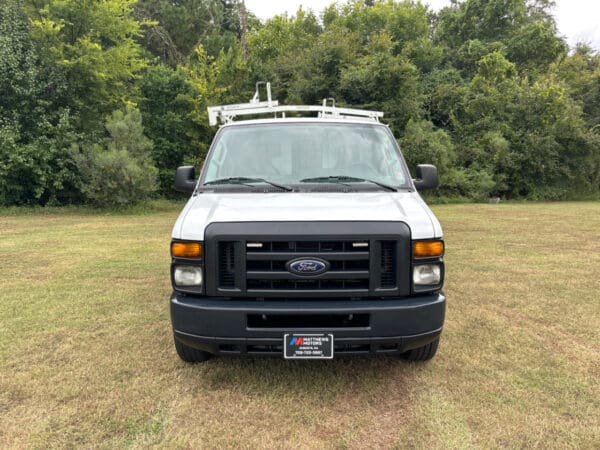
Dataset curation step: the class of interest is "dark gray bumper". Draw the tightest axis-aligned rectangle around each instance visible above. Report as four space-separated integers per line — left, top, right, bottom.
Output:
171 293 445 356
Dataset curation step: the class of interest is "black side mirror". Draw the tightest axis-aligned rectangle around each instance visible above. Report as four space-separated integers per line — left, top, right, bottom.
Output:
413 164 438 191
174 166 197 193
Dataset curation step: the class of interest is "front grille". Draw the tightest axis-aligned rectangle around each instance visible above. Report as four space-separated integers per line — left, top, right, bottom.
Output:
246 240 370 293
206 221 411 298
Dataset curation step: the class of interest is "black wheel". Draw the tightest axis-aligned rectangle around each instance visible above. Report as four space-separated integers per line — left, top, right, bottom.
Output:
401 337 440 361
174 335 212 363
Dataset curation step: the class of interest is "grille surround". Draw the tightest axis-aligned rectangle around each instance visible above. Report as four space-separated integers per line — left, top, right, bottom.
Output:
205 221 411 298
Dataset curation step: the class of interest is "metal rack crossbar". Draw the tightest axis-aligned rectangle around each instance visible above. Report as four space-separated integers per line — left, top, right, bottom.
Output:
207 82 384 126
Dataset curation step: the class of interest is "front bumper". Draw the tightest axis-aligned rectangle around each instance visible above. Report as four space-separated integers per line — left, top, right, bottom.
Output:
171 293 445 356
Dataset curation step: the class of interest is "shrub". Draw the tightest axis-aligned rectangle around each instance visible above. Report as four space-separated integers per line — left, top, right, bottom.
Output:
75 107 158 207
77 145 157 208
0 113 82 206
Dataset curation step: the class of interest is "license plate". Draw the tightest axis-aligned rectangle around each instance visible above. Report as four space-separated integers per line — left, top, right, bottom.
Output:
283 333 334 359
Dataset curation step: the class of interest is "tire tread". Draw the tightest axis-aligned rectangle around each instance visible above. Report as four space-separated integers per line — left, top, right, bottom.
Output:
401 337 439 361
174 335 212 363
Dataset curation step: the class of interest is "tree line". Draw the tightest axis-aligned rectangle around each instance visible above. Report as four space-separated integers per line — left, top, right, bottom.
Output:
1 0 598 206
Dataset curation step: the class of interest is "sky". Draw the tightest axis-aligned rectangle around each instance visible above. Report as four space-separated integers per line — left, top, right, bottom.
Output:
244 0 600 51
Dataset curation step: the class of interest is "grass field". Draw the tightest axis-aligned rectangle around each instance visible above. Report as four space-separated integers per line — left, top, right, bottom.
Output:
0 202 599 449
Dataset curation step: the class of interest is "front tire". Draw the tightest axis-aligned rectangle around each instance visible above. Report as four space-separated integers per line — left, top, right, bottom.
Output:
401 337 439 361
174 335 212 363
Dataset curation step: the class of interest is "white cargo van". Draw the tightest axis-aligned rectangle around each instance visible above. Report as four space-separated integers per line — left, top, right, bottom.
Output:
169 84 445 362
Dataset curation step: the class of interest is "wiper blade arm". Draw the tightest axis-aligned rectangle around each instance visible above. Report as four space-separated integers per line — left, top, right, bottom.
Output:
203 177 293 191
299 176 354 188
300 175 397 192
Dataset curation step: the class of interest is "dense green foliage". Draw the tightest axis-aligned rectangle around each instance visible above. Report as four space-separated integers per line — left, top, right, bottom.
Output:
75 107 158 207
1 0 598 206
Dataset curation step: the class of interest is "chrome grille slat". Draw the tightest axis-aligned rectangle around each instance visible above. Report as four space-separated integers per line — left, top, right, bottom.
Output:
246 251 369 261
246 270 370 280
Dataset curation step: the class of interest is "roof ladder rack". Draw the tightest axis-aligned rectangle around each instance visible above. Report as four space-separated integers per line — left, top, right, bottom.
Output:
207 82 383 126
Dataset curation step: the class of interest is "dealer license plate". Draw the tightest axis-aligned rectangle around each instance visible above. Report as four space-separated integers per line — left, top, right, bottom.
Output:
283 333 334 359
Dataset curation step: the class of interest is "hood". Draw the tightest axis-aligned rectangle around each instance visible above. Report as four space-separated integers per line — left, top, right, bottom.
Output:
172 192 442 240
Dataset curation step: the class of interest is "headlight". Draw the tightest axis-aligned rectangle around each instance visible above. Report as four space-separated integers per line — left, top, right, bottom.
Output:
174 265 203 287
413 264 441 286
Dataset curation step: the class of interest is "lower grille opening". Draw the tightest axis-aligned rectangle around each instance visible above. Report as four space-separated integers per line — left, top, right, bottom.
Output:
247 344 283 353
377 343 398 352
215 342 404 355
218 344 241 352
247 313 370 328
335 343 370 353
247 279 369 290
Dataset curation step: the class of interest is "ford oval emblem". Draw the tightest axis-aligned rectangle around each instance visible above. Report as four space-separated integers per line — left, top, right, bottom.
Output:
287 258 329 276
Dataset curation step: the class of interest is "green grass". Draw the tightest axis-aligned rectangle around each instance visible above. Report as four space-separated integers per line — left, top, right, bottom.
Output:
1 202 599 448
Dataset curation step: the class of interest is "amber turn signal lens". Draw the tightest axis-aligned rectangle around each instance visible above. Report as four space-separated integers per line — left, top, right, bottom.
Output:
171 241 202 258
413 240 444 258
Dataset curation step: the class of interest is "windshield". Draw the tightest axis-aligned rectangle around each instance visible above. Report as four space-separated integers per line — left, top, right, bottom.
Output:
202 123 410 189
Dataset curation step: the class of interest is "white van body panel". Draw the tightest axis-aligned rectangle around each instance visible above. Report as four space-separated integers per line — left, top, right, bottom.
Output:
172 191 442 241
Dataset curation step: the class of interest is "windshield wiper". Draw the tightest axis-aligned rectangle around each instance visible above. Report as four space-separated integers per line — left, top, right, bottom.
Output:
203 177 293 192
300 175 398 192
